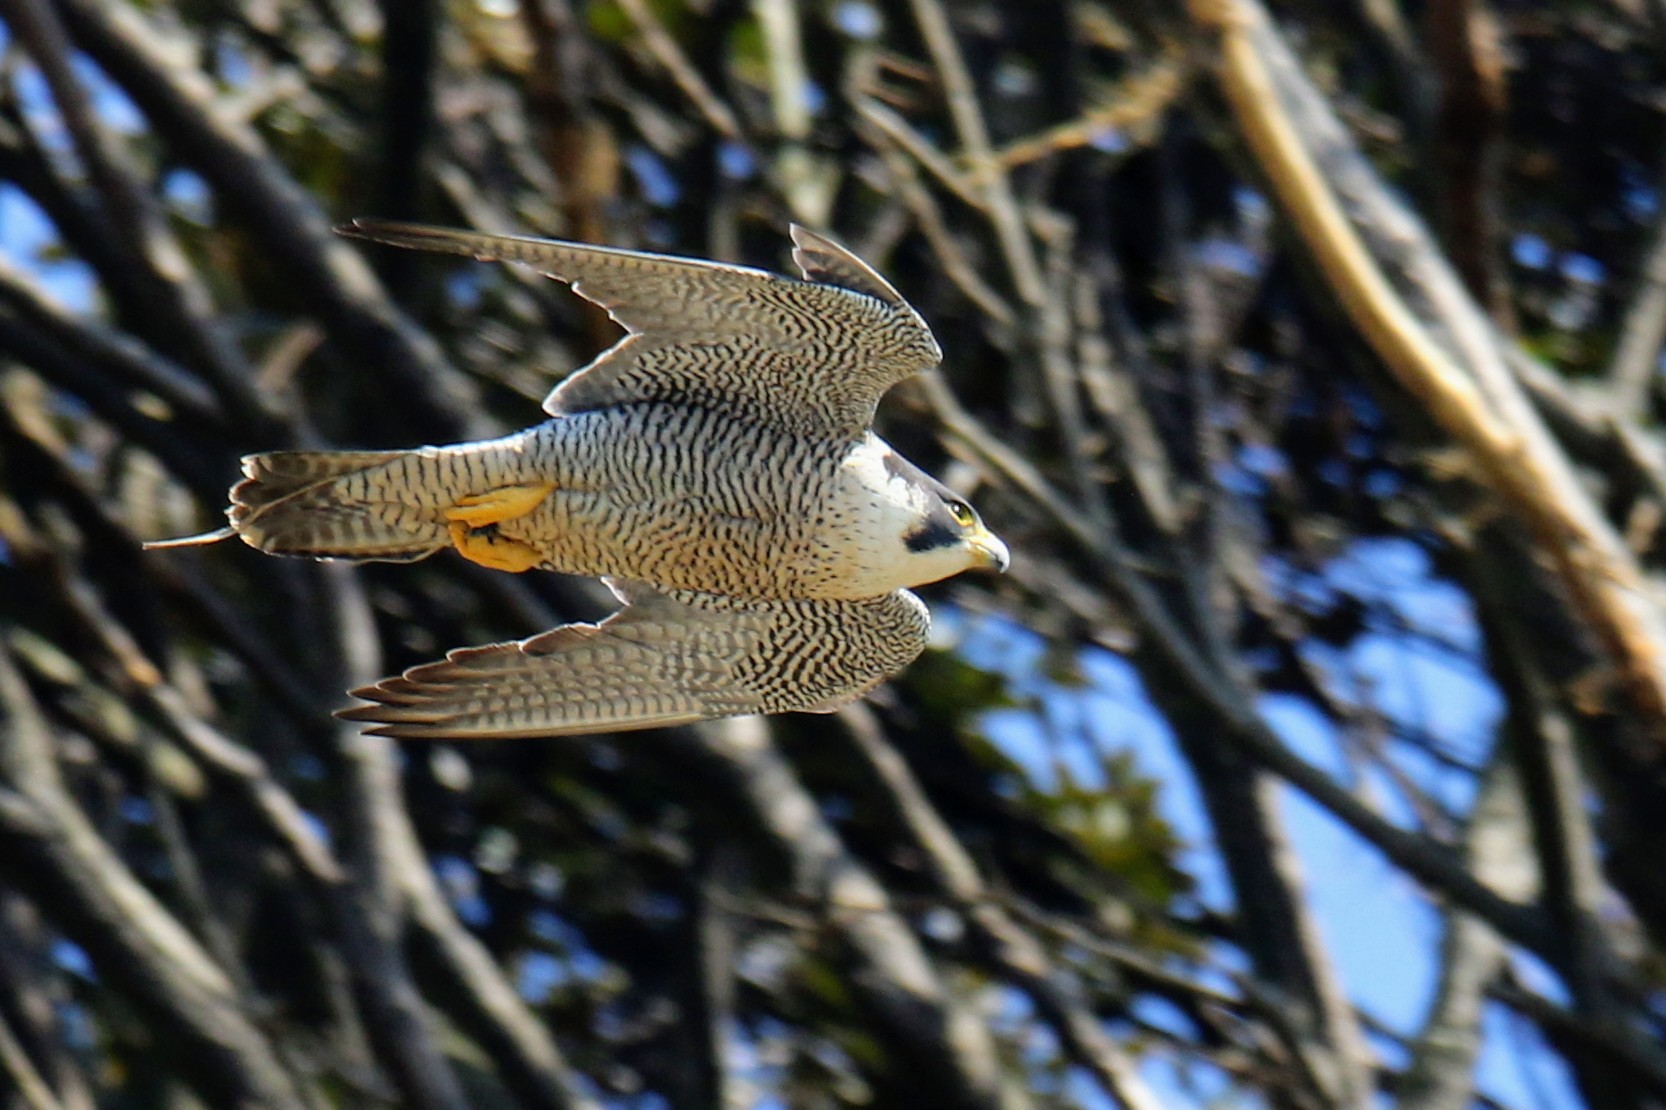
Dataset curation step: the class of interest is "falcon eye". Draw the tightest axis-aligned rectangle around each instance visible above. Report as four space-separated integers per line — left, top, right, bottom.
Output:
945 500 977 528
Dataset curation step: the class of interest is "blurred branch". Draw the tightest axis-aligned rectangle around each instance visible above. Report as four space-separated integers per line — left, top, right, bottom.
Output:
614 0 741 142
8 0 1665 1102
0 322 229 502
375 0 437 226
1492 977 1666 1099
0 395 326 722
0 1006 62 1110
1397 759 1524 1110
1194 0 1666 743
0 645 310 1108
1428 0 1510 323
50 0 492 444
686 716 1026 1110
907 0 1105 524
516 0 618 354
855 97 987 213
1172 731 1375 1109
906 0 1041 303
0 896 94 1110
837 705 1168 1110
322 566 472 1110
1346 0 1424 80
3 443 594 1105
863 130 1014 323
1487 593 1666 1102
753 0 831 223
404 820 600 1110
0 258 229 434
985 58 1187 173
1509 347 1666 519
920 373 1551 955
38 548 345 889
0 0 273 431
1150 136 1375 1109
1605 177 1666 413
320 566 596 1110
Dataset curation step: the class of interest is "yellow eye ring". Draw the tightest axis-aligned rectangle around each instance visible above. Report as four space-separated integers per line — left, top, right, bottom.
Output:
946 501 976 527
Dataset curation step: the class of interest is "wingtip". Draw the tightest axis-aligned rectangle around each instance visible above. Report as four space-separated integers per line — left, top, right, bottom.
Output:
333 702 382 722
142 526 237 551
786 224 913 309
334 701 441 738
335 217 465 250
333 706 526 742
333 216 379 240
335 714 430 740
787 222 835 257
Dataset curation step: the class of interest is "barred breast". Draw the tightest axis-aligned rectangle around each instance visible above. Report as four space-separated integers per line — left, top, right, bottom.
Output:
496 406 867 598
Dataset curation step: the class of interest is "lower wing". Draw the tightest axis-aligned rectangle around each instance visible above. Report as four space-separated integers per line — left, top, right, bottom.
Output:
337 583 930 739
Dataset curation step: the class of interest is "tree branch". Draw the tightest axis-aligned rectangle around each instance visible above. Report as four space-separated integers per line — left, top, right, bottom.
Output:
50 0 491 445
0 646 309 1109
679 716 1026 1110
1193 0 1666 743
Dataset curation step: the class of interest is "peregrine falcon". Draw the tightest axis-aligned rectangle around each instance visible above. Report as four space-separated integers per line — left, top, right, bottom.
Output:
151 221 1007 738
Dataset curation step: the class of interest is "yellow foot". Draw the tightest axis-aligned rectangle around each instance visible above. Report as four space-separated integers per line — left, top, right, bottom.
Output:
443 482 555 573
444 483 556 527
447 520 544 573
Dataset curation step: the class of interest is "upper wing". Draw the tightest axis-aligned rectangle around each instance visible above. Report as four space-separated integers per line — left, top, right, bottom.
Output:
336 585 930 740
337 219 942 437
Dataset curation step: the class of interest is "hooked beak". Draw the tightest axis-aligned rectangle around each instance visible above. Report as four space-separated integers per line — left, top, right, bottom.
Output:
967 528 1010 574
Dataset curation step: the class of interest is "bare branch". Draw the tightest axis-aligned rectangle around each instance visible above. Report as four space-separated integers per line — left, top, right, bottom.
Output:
1606 180 1666 413
835 705 1169 1110
50 0 492 444
0 646 309 1109
685 716 1025 1109
1398 759 1524 1110
1194 0 1666 743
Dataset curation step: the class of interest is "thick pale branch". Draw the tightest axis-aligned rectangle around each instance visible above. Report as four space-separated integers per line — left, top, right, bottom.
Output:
1195 0 1666 743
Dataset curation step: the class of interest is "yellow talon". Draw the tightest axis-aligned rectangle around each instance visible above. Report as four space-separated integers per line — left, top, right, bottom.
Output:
443 483 554 572
447 520 544 573
444 482 556 527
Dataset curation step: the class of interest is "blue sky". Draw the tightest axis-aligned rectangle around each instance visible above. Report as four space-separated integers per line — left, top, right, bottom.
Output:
949 534 1582 1108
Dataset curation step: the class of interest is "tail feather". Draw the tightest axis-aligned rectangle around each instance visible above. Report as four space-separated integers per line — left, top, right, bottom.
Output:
229 450 451 562
232 450 407 509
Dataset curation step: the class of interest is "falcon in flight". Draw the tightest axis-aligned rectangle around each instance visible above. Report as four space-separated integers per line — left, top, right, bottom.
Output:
153 221 1007 739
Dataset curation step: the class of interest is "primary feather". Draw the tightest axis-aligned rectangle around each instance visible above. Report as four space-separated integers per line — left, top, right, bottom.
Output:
339 586 930 739
337 219 942 437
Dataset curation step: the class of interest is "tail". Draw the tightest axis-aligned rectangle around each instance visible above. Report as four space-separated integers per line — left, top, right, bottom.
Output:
145 450 453 563
231 450 457 561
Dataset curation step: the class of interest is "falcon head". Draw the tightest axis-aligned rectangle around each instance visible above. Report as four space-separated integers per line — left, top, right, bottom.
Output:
843 441 1009 591
901 484 1009 579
